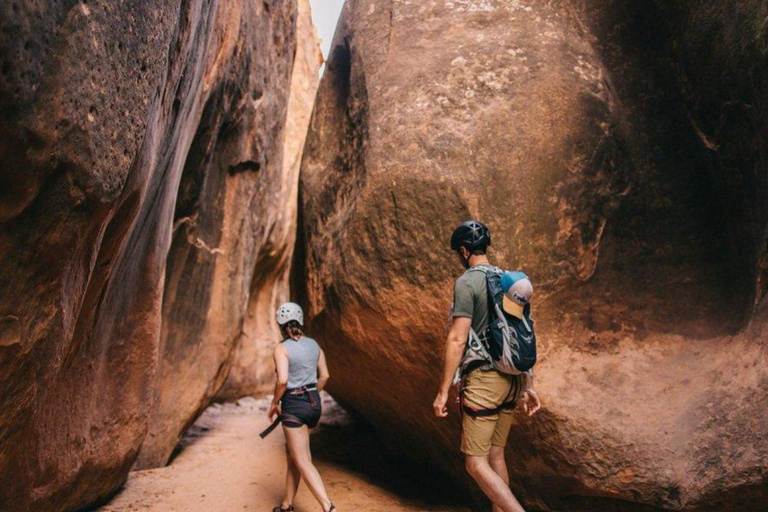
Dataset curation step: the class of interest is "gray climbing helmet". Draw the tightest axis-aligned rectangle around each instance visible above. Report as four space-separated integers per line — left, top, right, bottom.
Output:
276 302 304 327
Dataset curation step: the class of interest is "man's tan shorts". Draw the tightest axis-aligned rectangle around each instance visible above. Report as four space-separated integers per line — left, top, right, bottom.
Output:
461 369 519 456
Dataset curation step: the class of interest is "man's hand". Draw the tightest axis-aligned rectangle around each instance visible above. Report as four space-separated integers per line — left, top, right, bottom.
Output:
268 401 281 423
433 391 449 418
521 388 541 416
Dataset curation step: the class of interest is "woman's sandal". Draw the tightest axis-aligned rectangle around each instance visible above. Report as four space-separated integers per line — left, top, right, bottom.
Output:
273 506 294 512
325 504 336 512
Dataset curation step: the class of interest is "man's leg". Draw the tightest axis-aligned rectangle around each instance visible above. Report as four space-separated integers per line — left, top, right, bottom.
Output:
488 445 510 512
466 455 526 512
462 371 524 512
462 415 525 512
488 407 516 511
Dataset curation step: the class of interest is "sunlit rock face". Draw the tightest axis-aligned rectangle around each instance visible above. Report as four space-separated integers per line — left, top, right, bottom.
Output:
0 0 299 510
296 1 768 511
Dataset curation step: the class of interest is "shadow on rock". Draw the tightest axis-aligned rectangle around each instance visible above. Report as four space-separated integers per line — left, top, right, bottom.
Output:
311 399 469 509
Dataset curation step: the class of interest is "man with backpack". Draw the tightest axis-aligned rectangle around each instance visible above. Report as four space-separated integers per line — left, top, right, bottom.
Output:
433 220 541 512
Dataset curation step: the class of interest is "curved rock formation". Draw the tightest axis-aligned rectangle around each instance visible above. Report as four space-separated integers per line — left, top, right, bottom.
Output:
0 0 301 510
135 0 320 468
296 1 768 511
217 0 323 402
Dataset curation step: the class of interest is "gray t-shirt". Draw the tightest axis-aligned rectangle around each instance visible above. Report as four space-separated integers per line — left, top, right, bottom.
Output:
283 336 320 389
452 264 493 334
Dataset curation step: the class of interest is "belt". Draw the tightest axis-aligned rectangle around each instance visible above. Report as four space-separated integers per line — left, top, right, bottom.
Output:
286 384 317 394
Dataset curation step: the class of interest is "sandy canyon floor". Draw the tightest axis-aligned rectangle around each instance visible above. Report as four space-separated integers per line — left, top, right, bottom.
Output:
95 394 470 512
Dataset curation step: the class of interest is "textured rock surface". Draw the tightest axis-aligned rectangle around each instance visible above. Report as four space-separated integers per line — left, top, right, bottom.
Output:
218 0 323 401
134 0 312 467
296 1 768 511
0 1 298 510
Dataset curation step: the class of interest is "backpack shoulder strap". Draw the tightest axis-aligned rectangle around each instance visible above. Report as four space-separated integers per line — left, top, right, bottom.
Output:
465 265 503 275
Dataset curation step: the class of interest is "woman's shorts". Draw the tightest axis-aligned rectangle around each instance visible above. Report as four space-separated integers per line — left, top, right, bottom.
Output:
281 388 322 429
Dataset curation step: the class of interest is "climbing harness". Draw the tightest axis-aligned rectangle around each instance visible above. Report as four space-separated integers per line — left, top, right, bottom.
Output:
457 370 519 419
259 385 318 438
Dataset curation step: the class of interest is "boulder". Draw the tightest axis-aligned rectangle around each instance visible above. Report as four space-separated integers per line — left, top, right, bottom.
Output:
296 1 768 511
0 0 298 510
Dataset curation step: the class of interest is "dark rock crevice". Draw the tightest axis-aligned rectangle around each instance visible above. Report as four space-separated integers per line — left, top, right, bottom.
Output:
656 0 768 326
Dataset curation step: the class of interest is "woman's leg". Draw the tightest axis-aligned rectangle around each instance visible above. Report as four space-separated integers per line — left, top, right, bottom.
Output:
283 425 335 511
282 445 301 508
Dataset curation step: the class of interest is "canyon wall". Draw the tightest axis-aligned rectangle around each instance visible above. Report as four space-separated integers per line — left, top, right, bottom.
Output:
218 0 323 402
0 0 304 510
136 0 322 468
296 1 768 511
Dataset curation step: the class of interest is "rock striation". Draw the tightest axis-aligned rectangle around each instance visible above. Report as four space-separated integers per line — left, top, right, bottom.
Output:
0 0 303 510
296 1 768 511
135 0 322 469
217 0 323 402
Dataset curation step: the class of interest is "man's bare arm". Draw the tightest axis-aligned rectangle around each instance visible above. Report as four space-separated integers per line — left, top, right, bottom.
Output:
523 368 534 390
433 316 472 417
440 316 472 394
521 368 541 416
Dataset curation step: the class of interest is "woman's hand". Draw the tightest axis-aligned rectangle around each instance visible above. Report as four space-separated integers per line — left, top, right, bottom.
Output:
268 401 281 423
521 388 541 417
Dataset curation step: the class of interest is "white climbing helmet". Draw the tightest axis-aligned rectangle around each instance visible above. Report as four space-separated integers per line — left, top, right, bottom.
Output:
275 302 304 327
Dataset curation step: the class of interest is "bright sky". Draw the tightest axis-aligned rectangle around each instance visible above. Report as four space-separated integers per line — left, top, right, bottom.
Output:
309 0 345 64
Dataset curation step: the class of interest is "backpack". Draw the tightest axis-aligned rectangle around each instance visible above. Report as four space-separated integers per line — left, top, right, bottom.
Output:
464 266 537 376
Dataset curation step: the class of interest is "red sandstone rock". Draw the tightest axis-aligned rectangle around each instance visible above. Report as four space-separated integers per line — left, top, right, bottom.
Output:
134 0 311 469
218 0 323 402
0 1 299 510
296 1 768 511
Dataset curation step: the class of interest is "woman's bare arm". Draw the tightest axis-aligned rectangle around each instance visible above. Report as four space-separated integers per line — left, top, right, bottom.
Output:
317 349 330 391
269 344 289 419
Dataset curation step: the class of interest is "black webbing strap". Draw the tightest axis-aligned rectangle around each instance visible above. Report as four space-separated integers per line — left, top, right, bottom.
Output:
461 400 517 417
259 418 281 439
259 413 304 439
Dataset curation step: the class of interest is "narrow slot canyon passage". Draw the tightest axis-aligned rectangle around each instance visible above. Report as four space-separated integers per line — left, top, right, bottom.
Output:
1 0 767 511
94 396 470 512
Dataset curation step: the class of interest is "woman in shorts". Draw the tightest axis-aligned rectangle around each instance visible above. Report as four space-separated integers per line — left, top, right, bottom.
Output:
269 302 337 512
